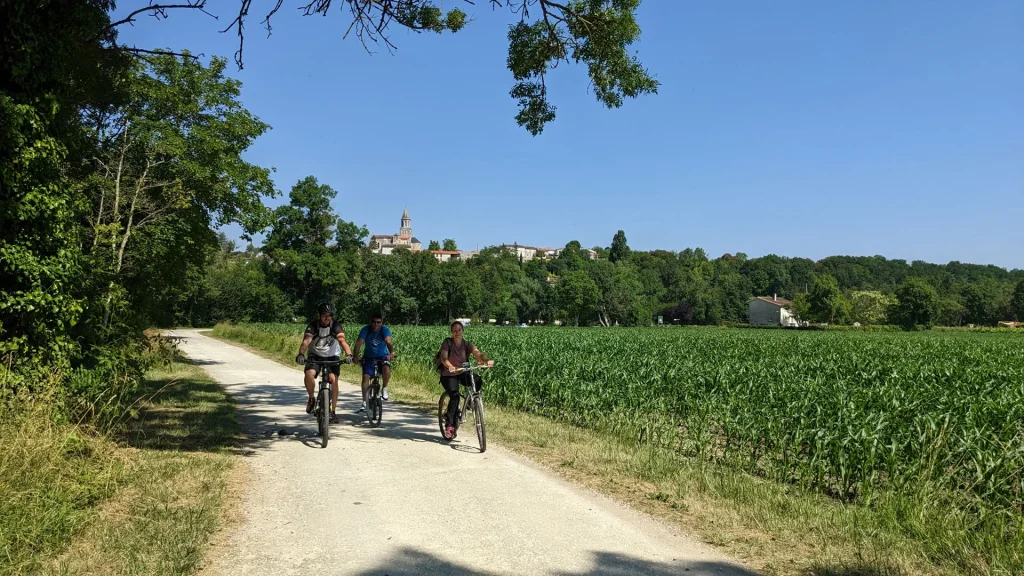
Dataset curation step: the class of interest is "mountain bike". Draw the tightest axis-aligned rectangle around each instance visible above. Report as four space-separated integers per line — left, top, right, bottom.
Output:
365 359 389 427
308 358 343 448
437 363 490 452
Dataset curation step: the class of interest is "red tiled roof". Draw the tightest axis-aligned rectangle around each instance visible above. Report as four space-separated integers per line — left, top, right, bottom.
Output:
431 250 461 255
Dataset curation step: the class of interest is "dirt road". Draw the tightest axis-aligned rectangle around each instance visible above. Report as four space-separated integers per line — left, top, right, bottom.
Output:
169 329 756 576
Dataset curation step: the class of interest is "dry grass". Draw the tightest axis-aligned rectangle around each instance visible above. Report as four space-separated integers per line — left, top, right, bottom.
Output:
0 361 242 576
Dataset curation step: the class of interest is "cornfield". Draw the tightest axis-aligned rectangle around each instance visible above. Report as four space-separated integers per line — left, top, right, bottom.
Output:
242 323 1024 554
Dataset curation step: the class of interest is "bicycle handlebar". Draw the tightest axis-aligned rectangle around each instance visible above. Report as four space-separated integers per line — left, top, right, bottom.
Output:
307 358 348 366
451 364 492 374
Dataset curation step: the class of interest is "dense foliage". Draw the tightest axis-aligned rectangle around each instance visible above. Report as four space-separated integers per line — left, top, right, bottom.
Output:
239 322 1024 571
0 3 271 416
198 220 1023 330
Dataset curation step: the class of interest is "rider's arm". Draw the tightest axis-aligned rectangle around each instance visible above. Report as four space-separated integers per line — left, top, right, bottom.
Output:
384 326 395 359
471 346 493 366
298 333 313 355
353 338 363 359
440 341 456 372
336 331 352 357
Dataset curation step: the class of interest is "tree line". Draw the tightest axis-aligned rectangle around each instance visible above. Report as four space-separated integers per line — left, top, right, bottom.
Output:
186 184 1024 330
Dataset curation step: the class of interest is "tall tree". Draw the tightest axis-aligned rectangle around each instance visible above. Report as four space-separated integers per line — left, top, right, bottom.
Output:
890 278 939 330
357 253 415 323
83 53 275 329
608 230 631 264
555 270 600 326
1013 278 1024 321
442 238 458 251
808 274 851 324
1 0 130 374
427 240 441 251
263 176 366 316
743 255 791 298
397 250 443 325
850 291 896 325
437 260 483 321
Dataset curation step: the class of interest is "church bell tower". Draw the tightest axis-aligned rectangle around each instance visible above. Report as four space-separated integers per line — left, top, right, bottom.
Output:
399 206 412 237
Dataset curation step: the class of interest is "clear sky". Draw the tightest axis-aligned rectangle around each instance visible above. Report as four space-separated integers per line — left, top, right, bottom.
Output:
113 1 1023 269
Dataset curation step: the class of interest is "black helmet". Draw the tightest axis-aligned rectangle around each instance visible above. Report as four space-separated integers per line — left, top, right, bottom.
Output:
317 302 335 316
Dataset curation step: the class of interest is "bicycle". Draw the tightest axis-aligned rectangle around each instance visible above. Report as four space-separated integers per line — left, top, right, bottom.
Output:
365 359 389 427
307 358 344 448
437 363 490 452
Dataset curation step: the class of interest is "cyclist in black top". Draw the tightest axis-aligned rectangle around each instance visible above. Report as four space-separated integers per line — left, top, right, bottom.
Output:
295 302 353 423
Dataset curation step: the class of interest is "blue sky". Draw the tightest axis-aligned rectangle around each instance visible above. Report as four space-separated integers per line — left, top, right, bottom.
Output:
113 1 1023 269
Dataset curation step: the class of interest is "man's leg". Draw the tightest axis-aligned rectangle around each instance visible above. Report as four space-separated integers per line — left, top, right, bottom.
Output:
381 364 391 400
304 369 316 397
304 368 317 413
360 373 370 402
328 372 339 413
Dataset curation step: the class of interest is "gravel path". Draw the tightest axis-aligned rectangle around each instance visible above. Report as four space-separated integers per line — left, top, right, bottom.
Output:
169 329 756 576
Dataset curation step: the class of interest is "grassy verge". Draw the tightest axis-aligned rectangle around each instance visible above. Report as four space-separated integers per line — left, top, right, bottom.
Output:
208 323 987 576
0 359 241 576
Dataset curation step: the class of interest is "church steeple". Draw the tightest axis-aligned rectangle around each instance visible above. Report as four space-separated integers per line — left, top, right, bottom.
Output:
399 206 412 237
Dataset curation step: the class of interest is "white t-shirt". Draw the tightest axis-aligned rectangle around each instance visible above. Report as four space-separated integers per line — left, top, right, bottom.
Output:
304 320 344 357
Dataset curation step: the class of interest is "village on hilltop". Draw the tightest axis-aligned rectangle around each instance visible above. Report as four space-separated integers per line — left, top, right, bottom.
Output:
368 207 598 263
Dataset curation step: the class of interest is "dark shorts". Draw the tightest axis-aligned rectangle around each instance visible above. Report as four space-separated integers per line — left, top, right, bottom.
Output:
362 357 390 377
305 354 341 377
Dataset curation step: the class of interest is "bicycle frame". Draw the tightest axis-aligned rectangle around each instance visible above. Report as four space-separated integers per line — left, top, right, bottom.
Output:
447 363 487 424
309 359 342 414
455 372 480 421
369 359 389 393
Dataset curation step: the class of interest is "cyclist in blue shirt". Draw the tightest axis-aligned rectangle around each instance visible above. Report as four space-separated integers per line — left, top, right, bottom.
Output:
352 313 394 413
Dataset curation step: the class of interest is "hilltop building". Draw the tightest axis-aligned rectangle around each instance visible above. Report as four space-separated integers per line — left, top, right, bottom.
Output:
369 207 422 255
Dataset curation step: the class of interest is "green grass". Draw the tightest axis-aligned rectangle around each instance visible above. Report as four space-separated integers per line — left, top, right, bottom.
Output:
0 359 241 576
210 322 1023 576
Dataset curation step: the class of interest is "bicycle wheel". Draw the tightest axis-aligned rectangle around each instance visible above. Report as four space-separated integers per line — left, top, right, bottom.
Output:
472 394 486 453
318 388 330 448
368 383 383 427
437 392 455 440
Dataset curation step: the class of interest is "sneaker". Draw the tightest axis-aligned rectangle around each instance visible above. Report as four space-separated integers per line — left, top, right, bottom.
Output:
444 425 456 440
357 402 366 413
382 387 390 401
305 397 316 414
329 412 339 424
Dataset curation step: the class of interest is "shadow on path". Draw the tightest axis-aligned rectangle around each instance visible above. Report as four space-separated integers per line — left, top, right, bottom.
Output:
350 548 762 576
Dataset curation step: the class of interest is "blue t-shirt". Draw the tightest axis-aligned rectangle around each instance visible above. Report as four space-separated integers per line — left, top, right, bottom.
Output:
358 325 391 358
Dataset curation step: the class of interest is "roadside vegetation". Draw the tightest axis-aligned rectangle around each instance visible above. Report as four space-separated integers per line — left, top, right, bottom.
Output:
212 322 1024 576
0 354 241 576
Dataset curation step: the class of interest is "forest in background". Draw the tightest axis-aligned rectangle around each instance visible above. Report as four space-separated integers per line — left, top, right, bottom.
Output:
190 185 1024 330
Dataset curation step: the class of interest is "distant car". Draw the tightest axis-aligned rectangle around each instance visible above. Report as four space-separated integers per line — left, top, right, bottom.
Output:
517 323 528 328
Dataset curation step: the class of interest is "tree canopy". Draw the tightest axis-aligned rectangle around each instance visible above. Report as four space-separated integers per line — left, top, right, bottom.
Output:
112 0 658 135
